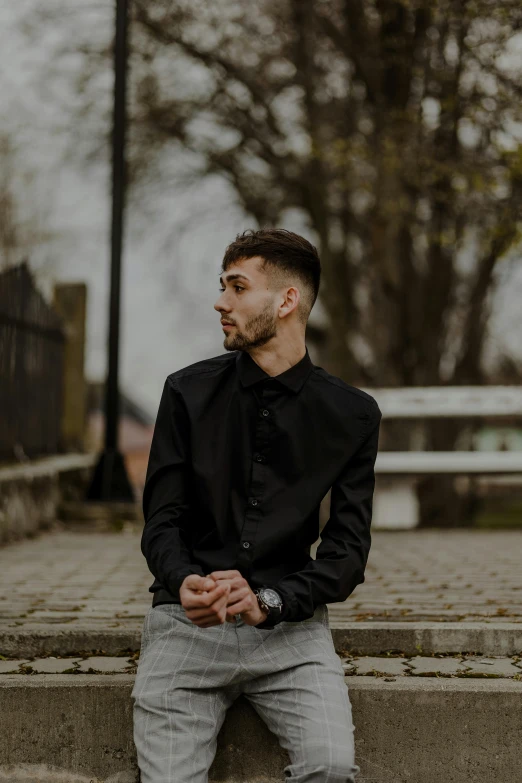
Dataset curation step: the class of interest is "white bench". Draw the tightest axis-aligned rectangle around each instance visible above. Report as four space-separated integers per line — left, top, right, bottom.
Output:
362 386 522 529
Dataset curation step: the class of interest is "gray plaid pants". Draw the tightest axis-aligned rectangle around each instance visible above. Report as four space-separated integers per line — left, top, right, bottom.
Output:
131 602 360 782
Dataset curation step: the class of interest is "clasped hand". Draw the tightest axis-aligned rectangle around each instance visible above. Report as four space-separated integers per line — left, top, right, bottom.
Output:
179 570 269 628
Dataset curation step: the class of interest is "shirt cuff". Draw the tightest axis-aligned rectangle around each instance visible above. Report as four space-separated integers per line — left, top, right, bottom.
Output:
255 612 280 629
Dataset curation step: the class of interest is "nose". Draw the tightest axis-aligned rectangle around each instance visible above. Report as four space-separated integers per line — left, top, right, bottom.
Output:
214 294 230 314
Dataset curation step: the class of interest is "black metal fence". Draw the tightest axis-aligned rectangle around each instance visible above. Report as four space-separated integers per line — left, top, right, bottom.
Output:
0 261 65 461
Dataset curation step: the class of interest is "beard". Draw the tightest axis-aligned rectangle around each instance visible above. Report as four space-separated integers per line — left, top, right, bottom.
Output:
223 299 277 351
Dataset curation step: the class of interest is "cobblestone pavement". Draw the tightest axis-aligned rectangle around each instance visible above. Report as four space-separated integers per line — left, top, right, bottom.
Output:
0 528 521 638
0 653 521 679
327 528 522 625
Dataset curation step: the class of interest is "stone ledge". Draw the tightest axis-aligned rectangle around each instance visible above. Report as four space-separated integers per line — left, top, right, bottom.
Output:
333 620 522 656
0 455 96 546
2 621 521 658
0 675 521 783
0 455 96 483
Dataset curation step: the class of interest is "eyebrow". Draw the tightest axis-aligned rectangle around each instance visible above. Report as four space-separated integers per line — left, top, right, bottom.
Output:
219 273 251 285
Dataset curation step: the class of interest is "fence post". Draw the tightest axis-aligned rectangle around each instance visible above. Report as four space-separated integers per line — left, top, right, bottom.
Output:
52 283 88 453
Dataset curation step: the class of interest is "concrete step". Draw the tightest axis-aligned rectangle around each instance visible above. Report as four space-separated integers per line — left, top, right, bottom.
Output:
0 671 520 783
2 621 521 658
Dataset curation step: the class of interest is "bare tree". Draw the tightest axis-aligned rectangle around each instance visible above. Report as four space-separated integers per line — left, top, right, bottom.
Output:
32 0 522 525
0 132 55 271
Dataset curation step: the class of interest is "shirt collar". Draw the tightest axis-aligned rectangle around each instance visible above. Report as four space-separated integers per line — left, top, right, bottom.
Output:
236 346 314 394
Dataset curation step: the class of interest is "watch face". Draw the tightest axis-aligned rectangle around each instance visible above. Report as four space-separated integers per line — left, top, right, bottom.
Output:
261 588 282 608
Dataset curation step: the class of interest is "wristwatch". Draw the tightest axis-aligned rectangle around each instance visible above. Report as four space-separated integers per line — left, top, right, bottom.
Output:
254 587 283 620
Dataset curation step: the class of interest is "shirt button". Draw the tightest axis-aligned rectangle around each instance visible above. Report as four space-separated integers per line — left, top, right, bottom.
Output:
255 454 264 462
261 409 270 417
242 541 251 549
249 498 258 506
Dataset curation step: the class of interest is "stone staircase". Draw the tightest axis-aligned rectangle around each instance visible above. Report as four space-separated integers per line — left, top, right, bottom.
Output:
1 528 521 782
1 645 521 783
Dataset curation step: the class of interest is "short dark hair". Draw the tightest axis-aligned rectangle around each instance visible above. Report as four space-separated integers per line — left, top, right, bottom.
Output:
221 228 321 325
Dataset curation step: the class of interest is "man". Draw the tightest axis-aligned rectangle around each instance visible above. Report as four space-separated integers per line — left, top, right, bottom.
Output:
132 228 381 782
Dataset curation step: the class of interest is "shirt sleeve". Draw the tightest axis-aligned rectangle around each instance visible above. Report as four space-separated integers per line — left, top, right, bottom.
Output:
141 375 205 595
257 404 381 628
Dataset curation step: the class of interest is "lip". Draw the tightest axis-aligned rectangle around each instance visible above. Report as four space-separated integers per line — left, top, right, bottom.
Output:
221 323 235 329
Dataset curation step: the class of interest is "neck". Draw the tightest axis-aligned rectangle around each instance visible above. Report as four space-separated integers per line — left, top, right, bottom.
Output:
247 337 306 377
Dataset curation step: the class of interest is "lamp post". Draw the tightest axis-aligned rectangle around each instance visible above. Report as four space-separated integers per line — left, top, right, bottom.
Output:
87 0 134 501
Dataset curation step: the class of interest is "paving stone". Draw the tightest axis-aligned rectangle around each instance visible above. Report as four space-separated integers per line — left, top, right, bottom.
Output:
21 658 82 673
0 659 30 673
339 658 357 674
460 656 522 677
407 657 469 675
28 610 86 620
76 656 136 673
14 616 80 625
351 657 409 676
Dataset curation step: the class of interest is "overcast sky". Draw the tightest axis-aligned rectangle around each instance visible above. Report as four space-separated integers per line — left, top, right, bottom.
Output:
1 1 521 418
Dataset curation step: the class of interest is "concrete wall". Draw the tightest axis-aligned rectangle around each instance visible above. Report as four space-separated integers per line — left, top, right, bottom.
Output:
0 455 96 545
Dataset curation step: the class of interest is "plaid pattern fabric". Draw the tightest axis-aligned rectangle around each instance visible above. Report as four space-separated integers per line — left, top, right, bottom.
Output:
132 603 360 782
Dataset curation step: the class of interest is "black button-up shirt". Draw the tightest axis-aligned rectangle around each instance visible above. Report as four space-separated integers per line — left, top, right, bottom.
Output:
141 346 381 628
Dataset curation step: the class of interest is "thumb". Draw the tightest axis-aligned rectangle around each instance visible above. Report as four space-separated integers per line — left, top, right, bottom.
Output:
188 575 216 592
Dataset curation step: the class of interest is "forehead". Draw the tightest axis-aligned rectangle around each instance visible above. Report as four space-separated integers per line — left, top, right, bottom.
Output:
220 256 265 284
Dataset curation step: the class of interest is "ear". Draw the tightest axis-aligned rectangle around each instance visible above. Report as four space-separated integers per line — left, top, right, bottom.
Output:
279 285 300 318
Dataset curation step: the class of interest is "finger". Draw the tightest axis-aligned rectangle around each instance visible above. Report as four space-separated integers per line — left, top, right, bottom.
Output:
223 588 250 608
183 582 229 610
184 574 216 592
207 570 242 581
224 592 241 606
212 580 242 600
186 585 231 620
225 597 252 616
185 588 228 618
187 596 229 619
